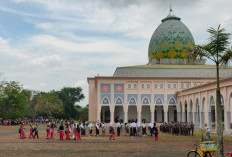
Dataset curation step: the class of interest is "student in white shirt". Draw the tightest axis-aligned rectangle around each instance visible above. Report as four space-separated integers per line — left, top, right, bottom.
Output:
137 122 141 136
117 121 121 136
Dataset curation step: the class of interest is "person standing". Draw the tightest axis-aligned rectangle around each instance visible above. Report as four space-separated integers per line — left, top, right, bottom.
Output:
65 124 71 140
205 128 212 140
46 123 50 139
19 123 25 139
102 122 106 135
125 123 129 136
29 124 34 138
190 122 194 136
137 122 141 136
50 123 55 139
80 123 86 136
88 123 93 136
33 123 39 139
109 126 115 140
132 121 137 136
58 124 64 140
77 125 81 140
153 124 159 141
117 121 121 136
142 122 146 136
95 122 100 136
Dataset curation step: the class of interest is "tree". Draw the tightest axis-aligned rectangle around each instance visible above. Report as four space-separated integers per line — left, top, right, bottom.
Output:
55 87 85 118
0 81 27 119
34 92 64 118
193 25 232 157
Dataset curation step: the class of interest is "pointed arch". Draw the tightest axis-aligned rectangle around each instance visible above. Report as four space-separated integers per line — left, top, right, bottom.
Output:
155 97 163 105
128 97 137 105
115 97 123 105
142 96 150 105
102 97 110 105
168 97 177 105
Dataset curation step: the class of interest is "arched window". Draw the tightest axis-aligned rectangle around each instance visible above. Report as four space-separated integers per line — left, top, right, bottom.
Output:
154 84 158 89
102 97 110 105
115 97 123 104
128 84 131 89
147 84 151 89
129 97 136 105
169 97 176 105
160 84 163 89
142 97 150 104
141 84 145 89
155 98 163 105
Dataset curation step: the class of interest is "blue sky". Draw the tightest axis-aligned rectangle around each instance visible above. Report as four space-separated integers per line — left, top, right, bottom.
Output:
0 0 232 106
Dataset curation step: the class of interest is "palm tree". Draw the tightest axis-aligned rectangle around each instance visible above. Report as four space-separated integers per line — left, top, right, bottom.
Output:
192 25 232 157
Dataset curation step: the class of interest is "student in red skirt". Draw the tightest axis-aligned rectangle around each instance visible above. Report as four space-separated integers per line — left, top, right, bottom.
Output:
76 124 81 140
109 126 115 140
46 123 50 139
65 124 71 140
58 124 64 140
29 124 34 138
50 123 55 139
153 124 158 141
19 123 25 139
73 123 77 140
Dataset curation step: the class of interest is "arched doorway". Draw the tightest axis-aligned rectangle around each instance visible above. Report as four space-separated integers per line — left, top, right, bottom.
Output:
128 105 137 122
209 95 215 129
141 105 151 123
101 106 110 123
195 98 200 126
184 100 187 122
228 92 232 131
155 106 164 123
114 106 124 123
189 99 193 122
201 97 205 128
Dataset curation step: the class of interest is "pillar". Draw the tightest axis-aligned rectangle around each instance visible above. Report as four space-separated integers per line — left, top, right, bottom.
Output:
110 106 115 124
227 112 231 132
208 111 212 129
164 108 168 122
177 112 181 122
138 111 141 123
201 112 205 128
124 105 128 123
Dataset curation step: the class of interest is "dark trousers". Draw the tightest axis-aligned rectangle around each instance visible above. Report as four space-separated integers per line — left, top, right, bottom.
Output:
117 127 120 136
34 131 39 138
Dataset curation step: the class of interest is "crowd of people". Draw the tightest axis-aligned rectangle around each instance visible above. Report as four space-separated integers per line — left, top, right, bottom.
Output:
17 119 160 141
159 122 194 136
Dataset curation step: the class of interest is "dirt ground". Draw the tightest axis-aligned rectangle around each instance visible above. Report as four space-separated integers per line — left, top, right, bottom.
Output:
0 125 231 157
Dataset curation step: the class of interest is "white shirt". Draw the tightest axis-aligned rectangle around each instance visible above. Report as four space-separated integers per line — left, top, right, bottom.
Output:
117 122 121 128
109 122 112 127
132 122 136 128
142 123 146 128
80 123 84 129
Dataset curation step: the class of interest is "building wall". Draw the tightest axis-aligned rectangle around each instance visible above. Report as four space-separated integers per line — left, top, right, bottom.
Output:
88 76 216 123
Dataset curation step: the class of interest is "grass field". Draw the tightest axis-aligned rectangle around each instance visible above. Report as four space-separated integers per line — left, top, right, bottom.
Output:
0 124 231 157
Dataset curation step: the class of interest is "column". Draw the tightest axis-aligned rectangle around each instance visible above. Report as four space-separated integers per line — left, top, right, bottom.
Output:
177 112 181 122
201 112 205 128
138 111 141 123
97 105 101 122
151 110 154 123
227 112 231 132
182 110 186 122
164 108 168 122
208 111 212 129
102 108 105 123
124 105 128 123
110 106 115 124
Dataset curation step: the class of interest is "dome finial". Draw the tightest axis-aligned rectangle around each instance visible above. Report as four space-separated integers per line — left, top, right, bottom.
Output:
170 4 172 13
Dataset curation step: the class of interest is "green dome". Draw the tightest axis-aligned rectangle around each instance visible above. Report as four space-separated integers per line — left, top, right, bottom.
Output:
148 9 195 61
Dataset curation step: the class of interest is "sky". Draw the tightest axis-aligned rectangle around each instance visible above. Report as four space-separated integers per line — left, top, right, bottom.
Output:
0 0 232 106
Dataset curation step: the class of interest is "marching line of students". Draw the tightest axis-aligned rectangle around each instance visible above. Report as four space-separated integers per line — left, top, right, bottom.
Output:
19 121 160 141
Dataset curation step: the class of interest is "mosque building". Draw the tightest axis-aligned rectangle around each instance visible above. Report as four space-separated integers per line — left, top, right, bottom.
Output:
87 8 232 133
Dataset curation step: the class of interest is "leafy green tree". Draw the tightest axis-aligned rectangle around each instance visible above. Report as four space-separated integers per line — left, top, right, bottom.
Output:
193 25 232 157
34 92 64 118
0 81 27 119
55 87 84 118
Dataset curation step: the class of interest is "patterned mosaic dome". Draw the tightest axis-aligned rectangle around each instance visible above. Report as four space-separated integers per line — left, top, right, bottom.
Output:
148 8 195 61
